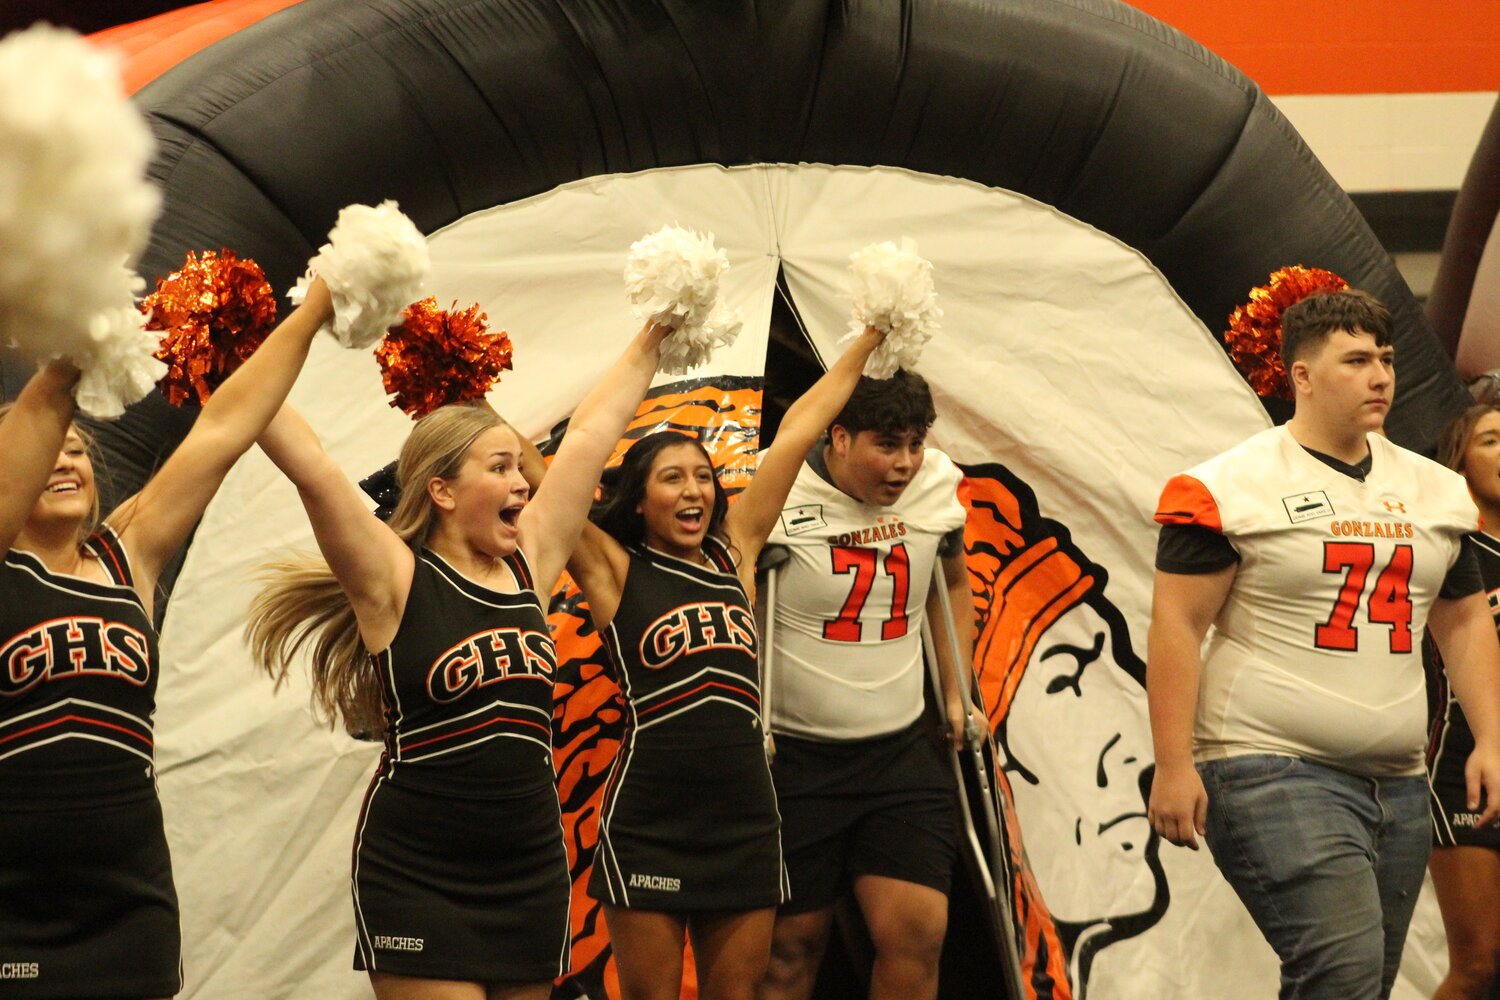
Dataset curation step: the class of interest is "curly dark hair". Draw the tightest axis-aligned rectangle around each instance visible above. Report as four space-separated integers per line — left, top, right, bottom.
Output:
830 370 936 438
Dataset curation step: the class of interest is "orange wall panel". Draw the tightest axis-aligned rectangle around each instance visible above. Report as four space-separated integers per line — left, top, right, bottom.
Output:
1128 0 1500 94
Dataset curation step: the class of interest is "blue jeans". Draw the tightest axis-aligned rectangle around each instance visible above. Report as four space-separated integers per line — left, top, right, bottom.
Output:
1197 754 1431 1000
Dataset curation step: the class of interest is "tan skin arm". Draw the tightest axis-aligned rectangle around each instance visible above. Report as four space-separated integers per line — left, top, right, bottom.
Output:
111 278 334 612
566 522 633 630
1145 563 1236 850
525 427 634 630
565 326 889 628
721 326 886 581
516 322 668 596
926 547 980 749
257 404 414 653
0 361 81 557
1430 590 1500 828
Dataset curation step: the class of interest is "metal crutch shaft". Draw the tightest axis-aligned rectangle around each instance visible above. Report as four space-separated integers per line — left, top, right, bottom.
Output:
928 560 1029 997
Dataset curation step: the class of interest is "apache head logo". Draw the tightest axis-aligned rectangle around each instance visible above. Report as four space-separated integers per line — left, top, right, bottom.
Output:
962 463 1168 999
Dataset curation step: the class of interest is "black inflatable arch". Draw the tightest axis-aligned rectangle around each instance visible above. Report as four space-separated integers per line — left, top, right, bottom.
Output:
101 0 1464 499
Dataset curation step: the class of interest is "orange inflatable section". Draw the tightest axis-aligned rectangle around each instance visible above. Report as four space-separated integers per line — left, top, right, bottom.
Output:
88 0 303 94
95 0 1499 99
1131 0 1500 95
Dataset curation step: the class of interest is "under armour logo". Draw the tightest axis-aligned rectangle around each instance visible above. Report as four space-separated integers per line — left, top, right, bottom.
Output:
1383 500 1407 514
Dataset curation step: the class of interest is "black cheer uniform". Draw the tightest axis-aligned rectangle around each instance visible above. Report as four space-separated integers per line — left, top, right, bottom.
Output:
352 548 570 981
588 536 787 911
1429 531 1500 848
0 527 181 999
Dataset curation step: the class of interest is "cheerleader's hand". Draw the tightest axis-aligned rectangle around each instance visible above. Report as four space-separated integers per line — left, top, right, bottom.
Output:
1465 740 1500 829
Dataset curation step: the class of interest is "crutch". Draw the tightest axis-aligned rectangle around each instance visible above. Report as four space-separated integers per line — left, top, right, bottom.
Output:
923 562 1028 998
755 544 791 762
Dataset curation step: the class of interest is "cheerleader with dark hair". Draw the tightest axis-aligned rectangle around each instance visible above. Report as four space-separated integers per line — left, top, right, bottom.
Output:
563 326 887 1000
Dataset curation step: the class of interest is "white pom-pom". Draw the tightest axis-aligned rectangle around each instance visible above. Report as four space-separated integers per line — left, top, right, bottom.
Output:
73 301 167 419
844 238 942 379
0 25 159 361
288 200 430 349
624 225 743 374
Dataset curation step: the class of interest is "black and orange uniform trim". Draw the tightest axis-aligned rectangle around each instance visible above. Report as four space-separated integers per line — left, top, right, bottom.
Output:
0 525 181 999
1428 531 1500 848
589 535 787 911
352 546 570 982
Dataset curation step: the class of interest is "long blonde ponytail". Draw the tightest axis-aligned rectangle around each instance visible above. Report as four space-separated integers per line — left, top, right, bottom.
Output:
245 405 505 737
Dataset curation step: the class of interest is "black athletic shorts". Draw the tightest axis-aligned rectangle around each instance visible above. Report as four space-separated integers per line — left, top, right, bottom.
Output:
771 719 956 914
1430 699 1500 849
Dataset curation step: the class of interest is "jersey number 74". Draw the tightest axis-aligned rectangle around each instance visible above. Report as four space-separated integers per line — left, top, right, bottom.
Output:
1315 541 1414 653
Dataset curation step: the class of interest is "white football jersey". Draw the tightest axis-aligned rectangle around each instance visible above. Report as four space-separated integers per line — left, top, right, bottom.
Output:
766 448 967 740
1156 426 1478 776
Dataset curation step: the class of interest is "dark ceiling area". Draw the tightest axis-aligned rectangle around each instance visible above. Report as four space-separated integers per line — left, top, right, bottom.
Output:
3 1 182 35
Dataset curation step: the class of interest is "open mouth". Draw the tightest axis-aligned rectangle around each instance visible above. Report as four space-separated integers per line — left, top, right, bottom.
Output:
46 482 80 494
676 507 704 531
499 504 523 527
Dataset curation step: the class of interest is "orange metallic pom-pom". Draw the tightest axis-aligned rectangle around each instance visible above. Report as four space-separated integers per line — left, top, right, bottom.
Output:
144 249 279 406
376 298 514 418
1224 266 1349 398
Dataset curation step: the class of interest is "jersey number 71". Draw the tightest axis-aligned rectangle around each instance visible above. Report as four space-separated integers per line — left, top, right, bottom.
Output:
1315 541 1414 653
823 543 911 642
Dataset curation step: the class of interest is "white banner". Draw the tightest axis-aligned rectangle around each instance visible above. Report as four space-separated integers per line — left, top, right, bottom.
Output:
156 163 1447 998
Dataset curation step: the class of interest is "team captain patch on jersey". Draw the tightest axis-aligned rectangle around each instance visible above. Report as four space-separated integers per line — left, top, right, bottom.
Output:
1155 426 1478 776
767 447 967 741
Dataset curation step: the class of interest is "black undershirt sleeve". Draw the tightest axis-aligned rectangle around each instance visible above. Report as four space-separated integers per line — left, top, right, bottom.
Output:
937 526 965 558
1155 523 1240 574
1440 536 1483 599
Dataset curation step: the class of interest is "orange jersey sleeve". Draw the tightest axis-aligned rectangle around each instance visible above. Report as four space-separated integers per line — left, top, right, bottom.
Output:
1154 473 1223 532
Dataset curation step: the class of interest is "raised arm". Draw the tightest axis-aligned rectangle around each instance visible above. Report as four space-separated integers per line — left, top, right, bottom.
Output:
510 415 629 629
518 322 667 593
724 325 886 565
1145 564 1235 850
257 405 414 653
1429 591 1500 828
0 361 80 556
111 278 335 591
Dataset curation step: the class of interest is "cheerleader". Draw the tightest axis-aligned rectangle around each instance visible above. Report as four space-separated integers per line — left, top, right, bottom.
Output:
1428 403 1500 1000
561 325 886 1000
245 321 669 1000
0 279 333 1000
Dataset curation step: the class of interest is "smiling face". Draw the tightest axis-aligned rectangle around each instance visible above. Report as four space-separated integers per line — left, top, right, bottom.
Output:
31 426 97 530
431 424 529 557
826 426 926 507
637 441 717 560
1292 327 1395 435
